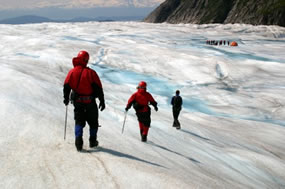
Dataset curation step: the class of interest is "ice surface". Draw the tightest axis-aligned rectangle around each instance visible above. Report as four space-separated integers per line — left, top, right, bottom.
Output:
0 22 285 188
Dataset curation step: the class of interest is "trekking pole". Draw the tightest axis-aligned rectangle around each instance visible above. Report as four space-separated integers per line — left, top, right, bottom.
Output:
122 111 128 134
64 105 68 140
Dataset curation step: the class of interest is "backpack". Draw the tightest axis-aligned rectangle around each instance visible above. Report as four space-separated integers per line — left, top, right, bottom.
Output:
172 96 182 108
133 101 144 111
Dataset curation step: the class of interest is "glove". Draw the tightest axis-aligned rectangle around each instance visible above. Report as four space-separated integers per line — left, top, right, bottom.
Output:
154 106 158 111
99 101 105 111
63 99 69 106
125 107 130 112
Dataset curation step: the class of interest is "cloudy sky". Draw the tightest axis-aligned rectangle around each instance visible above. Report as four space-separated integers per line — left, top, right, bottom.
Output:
0 0 164 20
0 0 164 9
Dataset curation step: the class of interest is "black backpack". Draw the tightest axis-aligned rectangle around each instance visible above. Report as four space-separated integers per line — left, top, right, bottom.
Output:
133 101 144 111
172 96 182 108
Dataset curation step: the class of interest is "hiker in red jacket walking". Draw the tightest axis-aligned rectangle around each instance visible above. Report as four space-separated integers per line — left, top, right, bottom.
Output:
63 50 105 151
125 81 158 142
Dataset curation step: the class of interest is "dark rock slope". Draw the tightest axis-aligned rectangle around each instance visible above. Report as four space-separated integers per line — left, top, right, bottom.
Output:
144 0 285 27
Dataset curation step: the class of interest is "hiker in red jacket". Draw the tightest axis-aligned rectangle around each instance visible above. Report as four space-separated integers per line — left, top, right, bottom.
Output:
125 81 158 142
63 50 105 151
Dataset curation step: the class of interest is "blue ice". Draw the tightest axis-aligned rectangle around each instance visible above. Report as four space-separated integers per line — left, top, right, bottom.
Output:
62 35 102 45
90 63 216 115
15 53 40 58
90 63 285 127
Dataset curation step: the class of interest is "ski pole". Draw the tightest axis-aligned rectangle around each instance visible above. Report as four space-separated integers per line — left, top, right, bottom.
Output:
122 111 128 134
64 105 68 140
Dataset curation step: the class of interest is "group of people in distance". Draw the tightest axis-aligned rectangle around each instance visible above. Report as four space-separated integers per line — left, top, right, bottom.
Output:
63 50 183 151
206 40 238 46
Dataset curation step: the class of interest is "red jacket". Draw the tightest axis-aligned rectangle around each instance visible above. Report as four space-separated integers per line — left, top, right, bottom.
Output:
126 88 157 112
63 57 104 103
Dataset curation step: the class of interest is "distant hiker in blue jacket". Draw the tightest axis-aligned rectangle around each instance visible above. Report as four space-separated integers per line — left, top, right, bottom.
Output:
171 90 183 129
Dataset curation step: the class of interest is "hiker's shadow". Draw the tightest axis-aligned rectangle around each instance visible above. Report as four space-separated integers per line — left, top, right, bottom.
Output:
86 146 166 168
148 141 201 164
180 129 211 141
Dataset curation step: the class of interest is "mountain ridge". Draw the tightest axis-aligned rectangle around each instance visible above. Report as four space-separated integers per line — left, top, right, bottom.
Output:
144 0 285 27
0 15 144 24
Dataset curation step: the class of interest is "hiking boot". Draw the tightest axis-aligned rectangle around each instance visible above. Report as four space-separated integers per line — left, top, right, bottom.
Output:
173 119 178 127
89 140 99 148
176 120 181 129
75 137 83 151
141 134 147 142
89 136 99 148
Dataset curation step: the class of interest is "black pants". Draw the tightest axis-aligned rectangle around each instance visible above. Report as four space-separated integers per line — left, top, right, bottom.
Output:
74 102 99 137
172 107 181 121
136 111 151 127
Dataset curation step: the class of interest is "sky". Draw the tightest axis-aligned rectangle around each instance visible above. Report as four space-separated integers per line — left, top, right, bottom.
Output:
0 0 164 9
0 0 164 20
0 21 285 188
